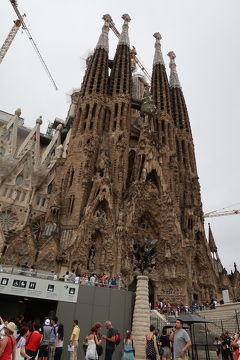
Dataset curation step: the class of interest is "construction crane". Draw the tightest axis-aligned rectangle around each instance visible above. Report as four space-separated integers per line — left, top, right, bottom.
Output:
204 209 240 218
1 0 58 90
0 19 21 64
109 17 152 83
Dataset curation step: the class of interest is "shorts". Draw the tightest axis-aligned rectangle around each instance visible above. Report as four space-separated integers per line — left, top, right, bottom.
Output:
38 344 49 357
162 346 171 357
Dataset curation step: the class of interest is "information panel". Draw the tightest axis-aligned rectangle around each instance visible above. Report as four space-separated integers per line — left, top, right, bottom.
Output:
0 273 79 303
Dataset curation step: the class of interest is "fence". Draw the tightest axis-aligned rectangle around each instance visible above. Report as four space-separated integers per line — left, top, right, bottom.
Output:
207 310 240 334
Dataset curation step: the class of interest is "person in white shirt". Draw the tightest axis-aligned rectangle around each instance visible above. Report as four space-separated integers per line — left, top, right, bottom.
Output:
90 274 96 286
16 326 32 360
0 317 5 340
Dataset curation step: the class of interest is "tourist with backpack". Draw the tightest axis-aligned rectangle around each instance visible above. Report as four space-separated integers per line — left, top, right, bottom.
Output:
38 319 52 360
0 322 17 360
102 321 117 360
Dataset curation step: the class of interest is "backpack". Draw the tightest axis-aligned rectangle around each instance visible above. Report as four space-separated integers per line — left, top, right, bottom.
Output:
115 330 121 346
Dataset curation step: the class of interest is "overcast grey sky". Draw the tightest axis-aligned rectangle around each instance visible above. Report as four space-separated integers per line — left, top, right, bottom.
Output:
1 0 240 272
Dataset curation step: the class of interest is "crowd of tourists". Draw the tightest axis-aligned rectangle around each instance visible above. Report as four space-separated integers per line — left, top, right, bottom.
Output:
153 298 224 315
0 264 123 289
63 272 119 288
0 315 65 360
214 332 240 360
0 315 123 360
0 315 194 360
1 310 240 360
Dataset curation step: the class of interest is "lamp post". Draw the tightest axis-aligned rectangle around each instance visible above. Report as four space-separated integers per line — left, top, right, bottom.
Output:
132 238 158 360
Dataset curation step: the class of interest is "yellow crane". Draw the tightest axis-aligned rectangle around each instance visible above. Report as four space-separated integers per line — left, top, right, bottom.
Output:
0 0 58 90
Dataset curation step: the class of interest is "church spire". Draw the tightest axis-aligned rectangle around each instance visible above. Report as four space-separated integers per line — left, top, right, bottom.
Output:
153 32 164 66
168 51 181 88
151 33 171 113
118 13 131 47
109 14 132 96
96 14 112 52
167 51 191 133
80 15 111 98
208 223 218 253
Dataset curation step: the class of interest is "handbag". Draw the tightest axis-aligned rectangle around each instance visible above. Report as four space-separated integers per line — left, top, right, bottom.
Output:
82 339 88 354
95 335 103 356
96 344 103 356
68 345 74 352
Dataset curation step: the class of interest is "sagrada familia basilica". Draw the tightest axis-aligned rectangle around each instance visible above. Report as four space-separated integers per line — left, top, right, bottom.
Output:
0 14 239 304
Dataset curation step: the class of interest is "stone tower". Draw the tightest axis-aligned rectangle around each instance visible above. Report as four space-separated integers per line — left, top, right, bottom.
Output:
2 14 238 304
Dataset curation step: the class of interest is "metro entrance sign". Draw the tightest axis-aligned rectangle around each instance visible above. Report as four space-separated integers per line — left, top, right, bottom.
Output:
0 273 79 303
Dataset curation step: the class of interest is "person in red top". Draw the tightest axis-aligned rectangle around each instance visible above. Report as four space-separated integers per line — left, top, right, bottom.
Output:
25 321 42 359
0 322 16 360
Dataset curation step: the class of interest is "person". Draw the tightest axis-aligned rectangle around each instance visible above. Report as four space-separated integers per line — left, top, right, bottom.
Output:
68 270 76 283
54 323 64 360
69 320 80 360
209 299 216 310
122 330 134 360
169 319 191 360
0 317 5 340
223 332 233 360
231 332 240 360
49 317 58 360
15 315 25 332
90 274 96 286
110 278 117 289
0 322 17 360
146 325 159 360
85 324 102 360
21 263 29 276
102 321 116 360
15 326 31 360
159 329 171 360
213 337 221 359
64 271 69 282
38 319 52 360
25 321 42 360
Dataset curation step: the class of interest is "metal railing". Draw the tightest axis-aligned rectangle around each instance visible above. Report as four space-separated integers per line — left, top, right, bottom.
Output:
0 264 122 289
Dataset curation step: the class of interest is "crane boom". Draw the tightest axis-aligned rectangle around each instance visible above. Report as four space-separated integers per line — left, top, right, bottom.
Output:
0 19 21 64
8 0 58 90
204 209 240 218
109 18 151 82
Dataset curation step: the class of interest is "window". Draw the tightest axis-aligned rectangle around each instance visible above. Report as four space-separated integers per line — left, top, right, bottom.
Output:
47 183 53 194
15 190 21 201
7 189 13 198
16 175 23 186
20 192 26 201
114 103 118 117
0 210 17 230
3 188 8 197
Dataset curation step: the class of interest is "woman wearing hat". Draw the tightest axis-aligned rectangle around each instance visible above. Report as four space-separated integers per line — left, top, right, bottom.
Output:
0 322 17 360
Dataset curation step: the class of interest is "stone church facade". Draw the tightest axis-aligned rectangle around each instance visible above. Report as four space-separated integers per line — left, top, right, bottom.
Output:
0 14 239 304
